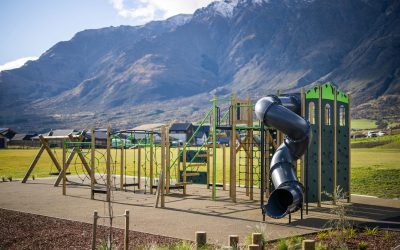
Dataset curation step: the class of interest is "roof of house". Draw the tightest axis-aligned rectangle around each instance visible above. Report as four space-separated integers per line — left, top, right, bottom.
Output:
10 134 27 141
0 128 17 139
133 123 165 131
193 125 210 138
11 133 37 141
169 123 193 132
85 130 107 140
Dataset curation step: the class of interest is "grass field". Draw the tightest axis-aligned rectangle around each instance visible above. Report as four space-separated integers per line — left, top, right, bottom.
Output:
1 135 399 199
351 119 377 130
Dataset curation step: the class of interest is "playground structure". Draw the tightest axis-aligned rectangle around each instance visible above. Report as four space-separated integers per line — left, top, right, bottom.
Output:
22 82 350 221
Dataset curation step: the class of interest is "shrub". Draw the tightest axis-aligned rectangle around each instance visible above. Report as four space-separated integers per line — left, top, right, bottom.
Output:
357 241 368 250
245 223 268 247
363 226 378 235
276 239 288 250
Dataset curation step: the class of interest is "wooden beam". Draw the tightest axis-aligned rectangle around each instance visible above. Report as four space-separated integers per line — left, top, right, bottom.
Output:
160 126 166 207
150 133 154 194
106 126 111 202
166 128 171 194
22 145 45 183
62 139 66 195
39 135 62 172
91 128 95 200
222 145 226 190
120 142 124 190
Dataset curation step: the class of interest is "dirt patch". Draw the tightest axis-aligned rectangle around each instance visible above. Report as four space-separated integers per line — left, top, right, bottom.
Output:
0 208 181 249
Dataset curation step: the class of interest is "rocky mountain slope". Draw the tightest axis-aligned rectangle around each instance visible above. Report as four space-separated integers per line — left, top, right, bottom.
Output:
0 0 399 131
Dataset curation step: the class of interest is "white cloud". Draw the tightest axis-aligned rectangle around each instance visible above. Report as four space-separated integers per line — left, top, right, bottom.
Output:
110 0 217 24
0 56 39 72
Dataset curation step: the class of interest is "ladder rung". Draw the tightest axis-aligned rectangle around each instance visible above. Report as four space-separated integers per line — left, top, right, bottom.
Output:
184 173 200 177
175 182 193 186
187 163 206 167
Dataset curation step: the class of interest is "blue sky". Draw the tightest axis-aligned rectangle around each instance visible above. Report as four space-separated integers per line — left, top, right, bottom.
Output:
0 0 215 67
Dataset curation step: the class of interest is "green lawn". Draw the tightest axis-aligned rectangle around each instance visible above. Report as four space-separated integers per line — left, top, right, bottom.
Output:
351 119 377 130
1 136 399 199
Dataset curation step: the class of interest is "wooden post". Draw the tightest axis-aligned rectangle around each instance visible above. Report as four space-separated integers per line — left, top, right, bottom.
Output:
22 145 45 183
207 147 210 189
124 210 129 250
302 239 315 250
62 139 66 196
333 86 337 204
318 86 322 207
348 94 351 203
138 147 141 189
166 128 170 194
248 244 259 250
91 129 95 200
92 210 98 250
230 94 237 202
222 144 226 190
252 233 262 249
229 235 239 249
249 98 254 201
120 143 124 190
300 88 305 184
195 231 207 248
183 147 187 195
160 126 166 207
106 126 111 202
150 133 154 194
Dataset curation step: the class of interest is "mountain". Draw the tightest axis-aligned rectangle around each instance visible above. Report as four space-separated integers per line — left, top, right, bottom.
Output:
1 0 399 132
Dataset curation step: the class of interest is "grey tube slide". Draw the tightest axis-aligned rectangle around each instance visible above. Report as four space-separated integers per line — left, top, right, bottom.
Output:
255 95 310 219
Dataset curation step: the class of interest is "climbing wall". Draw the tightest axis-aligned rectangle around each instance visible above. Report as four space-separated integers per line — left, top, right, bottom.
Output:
304 86 320 203
336 90 350 197
320 83 335 200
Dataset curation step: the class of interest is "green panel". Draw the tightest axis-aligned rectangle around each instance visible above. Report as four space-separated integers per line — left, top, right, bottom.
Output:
304 98 319 203
321 82 335 101
321 99 335 201
305 86 320 99
179 170 207 184
336 90 349 104
336 102 350 197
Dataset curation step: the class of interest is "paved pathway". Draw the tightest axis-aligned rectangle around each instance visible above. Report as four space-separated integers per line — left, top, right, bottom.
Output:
0 177 399 245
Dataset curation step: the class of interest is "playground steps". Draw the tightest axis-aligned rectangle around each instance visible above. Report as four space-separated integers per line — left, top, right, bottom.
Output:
175 182 193 186
187 163 206 167
183 173 200 177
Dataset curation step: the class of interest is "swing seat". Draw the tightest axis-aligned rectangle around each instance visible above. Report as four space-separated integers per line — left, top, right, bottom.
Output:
123 183 139 187
92 189 107 194
49 172 71 176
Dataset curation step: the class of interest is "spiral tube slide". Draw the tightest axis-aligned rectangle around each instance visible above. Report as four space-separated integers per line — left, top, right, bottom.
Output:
255 95 310 219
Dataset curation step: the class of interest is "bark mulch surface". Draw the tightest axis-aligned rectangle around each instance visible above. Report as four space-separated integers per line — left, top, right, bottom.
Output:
0 208 181 249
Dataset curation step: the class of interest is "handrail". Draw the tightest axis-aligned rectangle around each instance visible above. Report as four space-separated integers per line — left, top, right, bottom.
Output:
169 108 213 169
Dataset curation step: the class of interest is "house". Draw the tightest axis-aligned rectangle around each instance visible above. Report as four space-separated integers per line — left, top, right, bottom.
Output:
8 133 38 147
0 134 7 148
169 123 194 145
85 129 108 148
193 125 210 145
0 128 17 140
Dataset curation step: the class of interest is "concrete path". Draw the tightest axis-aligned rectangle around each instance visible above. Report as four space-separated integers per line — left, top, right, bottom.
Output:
0 177 399 245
